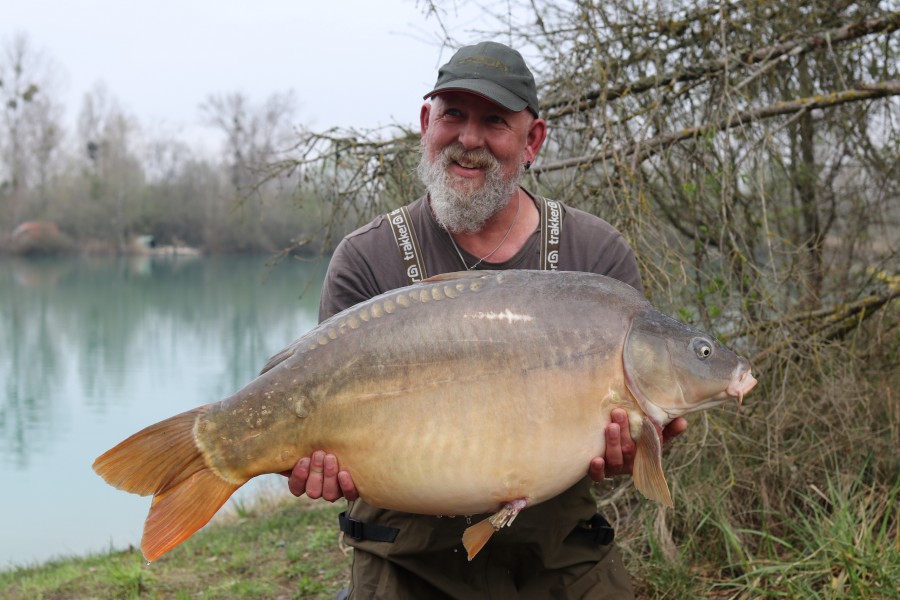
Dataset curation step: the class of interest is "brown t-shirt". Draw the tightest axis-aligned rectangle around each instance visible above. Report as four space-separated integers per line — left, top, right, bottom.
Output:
317 189 642 595
319 191 642 321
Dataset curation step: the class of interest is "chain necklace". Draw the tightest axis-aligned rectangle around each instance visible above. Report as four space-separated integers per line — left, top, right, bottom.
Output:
447 195 521 271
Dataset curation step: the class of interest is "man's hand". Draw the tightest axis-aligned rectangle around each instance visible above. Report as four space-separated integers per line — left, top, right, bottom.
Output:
588 409 689 482
281 450 358 502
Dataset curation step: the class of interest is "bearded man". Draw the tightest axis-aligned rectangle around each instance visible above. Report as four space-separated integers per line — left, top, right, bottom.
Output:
285 41 687 599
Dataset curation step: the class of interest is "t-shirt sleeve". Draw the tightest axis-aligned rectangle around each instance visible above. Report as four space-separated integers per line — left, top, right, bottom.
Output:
560 205 644 294
317 215 412 322
317 237 382 322
591 232 643 294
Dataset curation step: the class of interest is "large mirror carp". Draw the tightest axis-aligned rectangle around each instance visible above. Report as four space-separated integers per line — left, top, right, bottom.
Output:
94 270 757 561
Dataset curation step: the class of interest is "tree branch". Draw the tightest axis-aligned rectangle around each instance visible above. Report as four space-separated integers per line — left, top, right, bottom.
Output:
747 288 899 366
542 12 900 119
535 81 900 173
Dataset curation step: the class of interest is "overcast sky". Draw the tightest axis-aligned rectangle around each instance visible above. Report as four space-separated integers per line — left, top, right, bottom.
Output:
3 1 493 151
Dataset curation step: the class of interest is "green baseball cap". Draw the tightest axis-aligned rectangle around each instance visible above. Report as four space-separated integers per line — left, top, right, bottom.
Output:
424 41 540 117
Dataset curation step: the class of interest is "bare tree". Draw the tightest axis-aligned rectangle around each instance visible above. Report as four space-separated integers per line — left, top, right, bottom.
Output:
69 83 145 249
201 91 297 193
0 33 65 229
199 90 316 253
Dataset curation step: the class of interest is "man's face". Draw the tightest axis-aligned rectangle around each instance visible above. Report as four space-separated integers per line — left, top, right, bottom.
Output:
418 92 539 233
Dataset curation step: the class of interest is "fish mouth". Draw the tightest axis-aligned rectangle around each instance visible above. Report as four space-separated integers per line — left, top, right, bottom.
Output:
727 370 757 407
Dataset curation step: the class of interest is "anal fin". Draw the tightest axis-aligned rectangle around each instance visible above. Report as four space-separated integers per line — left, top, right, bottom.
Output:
461 519 495 561
461 498 528 561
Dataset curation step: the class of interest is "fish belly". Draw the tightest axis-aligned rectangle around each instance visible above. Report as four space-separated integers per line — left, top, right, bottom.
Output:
327 380 607 514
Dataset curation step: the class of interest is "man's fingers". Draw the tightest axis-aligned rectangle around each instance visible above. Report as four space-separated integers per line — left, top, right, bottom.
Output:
605 422 624 470
588 456 607 483
321 453 341 501
305 450 326 499
611 408 636 456
287 457 311 497
662 417 689 445
338 471 359 501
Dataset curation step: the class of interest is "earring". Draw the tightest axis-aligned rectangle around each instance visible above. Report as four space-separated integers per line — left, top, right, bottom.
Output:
524 161 532 170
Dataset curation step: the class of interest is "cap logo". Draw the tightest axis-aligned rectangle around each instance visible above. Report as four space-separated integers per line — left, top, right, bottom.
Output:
459 55 509 72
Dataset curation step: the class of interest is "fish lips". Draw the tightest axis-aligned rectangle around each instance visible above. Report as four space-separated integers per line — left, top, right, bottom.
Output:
727 368 757 407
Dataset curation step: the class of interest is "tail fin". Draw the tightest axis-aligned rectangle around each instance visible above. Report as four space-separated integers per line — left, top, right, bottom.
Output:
93 405 243 561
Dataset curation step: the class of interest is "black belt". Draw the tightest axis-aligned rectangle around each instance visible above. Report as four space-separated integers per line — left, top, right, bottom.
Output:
565 513 615 546
338 511 613 546
338 511 400 543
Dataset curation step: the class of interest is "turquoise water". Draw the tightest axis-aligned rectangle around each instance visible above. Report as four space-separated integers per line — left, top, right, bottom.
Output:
0 255 326 568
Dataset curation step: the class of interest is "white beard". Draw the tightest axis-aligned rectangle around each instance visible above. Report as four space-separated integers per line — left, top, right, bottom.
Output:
417 142 524 234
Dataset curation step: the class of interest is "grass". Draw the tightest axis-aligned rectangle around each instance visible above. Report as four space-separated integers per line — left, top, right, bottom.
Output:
629 465 900 599
0 500 351 600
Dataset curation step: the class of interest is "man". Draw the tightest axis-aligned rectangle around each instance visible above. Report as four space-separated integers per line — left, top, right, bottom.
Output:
286 41 687 599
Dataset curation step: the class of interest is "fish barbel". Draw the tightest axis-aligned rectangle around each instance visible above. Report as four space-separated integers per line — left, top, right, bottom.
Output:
93 270 757 561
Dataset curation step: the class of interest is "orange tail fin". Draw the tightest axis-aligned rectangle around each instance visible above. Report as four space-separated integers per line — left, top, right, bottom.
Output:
92 404 243 561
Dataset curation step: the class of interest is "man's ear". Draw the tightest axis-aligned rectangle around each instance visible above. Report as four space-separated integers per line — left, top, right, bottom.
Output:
420 103 432 135
524 118 547 165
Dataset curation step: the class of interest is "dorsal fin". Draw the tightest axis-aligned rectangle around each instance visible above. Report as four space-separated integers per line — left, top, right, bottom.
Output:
259 272 494 375
421 271 495 284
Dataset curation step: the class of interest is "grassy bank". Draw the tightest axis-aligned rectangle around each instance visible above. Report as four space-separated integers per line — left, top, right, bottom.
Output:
0 500 351 600
2 466 897 599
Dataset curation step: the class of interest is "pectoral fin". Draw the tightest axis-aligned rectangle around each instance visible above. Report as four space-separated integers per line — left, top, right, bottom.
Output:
633 417 673 508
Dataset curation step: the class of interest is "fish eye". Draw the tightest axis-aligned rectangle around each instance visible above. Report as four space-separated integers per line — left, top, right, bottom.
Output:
693 338 713 359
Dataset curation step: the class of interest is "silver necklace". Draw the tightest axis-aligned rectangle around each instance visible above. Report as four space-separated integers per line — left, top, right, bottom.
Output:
447 195 521 271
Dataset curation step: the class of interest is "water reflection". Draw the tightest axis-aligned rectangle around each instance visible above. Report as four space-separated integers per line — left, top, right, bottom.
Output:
0 255 325 567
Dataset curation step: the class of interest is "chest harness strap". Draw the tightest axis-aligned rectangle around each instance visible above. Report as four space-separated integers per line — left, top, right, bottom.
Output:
389 196 563 286
386 206 428 284
539 197 562 271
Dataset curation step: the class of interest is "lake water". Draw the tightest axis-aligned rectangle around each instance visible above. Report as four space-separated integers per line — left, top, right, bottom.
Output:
0 254 327 569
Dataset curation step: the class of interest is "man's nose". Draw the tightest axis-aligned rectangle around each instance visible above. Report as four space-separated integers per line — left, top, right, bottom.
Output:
457 118 486 149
